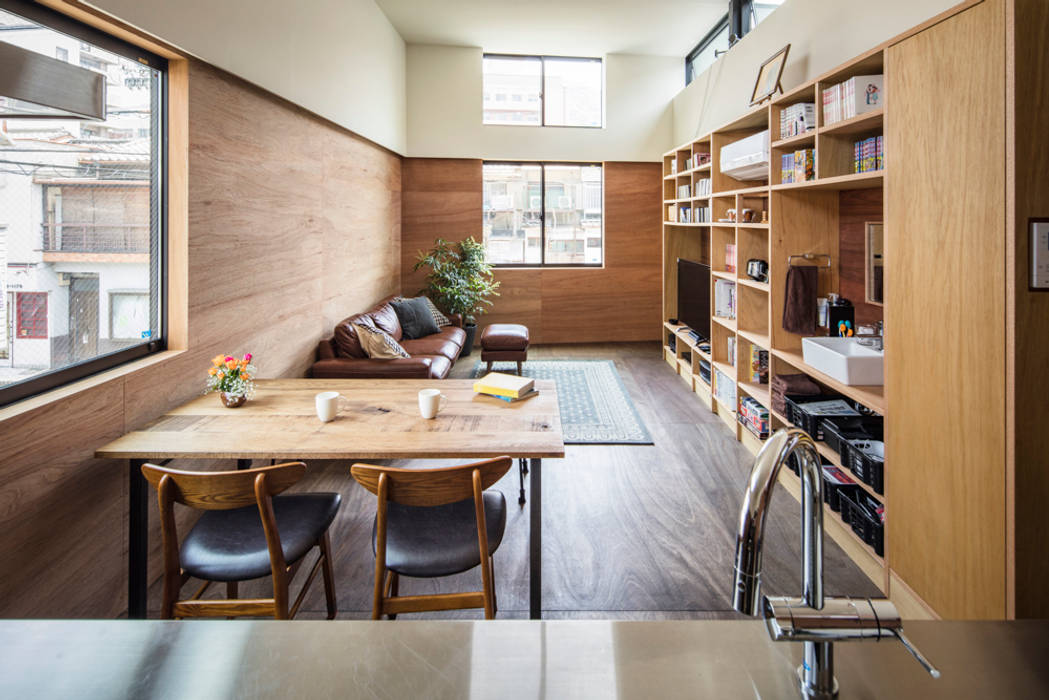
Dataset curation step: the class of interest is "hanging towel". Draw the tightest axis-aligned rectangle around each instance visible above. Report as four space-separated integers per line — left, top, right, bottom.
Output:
782 264 818 335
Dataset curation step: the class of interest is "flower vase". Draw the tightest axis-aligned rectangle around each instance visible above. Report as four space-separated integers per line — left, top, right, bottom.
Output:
220 392 246 408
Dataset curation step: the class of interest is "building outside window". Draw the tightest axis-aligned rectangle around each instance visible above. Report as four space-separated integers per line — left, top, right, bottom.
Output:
0 0 166 406
483 54 602 128
482 162 602 267
686 0 785 85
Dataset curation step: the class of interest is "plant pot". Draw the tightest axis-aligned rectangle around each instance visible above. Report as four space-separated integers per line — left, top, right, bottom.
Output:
461 323 478 357
220 392 246 408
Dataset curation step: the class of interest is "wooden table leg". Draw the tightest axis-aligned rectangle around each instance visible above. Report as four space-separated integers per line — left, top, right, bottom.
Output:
529 457 541 620
128 458 148 619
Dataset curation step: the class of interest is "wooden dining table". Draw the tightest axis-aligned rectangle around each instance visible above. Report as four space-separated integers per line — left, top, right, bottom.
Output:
96 378 565 620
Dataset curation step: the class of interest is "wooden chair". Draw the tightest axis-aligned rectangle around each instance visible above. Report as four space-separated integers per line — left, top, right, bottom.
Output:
141 462 340 620
350 457 512 619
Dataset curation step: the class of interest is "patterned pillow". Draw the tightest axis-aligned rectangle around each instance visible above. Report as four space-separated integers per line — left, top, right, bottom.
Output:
396 295 450 327
353 323 410 359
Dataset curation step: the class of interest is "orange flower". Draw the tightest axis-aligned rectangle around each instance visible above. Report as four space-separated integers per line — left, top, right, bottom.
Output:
225 359 237 370
208 367 217 376
241 373 251 381
212 354 224 367
216 371 225 380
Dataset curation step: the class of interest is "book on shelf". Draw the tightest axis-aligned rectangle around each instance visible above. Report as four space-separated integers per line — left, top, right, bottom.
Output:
779 102 816 139
725 244 737 273
727 336 737 367
714 279 737 319
666 204 677 222
680 205 691 223
713 368 736 406
781 148 814 183
822 74 884 126
739 396 770 438
474 372 535 399
695 178 712 197
748 345 769 383
853 135 884 174
677 183 691 199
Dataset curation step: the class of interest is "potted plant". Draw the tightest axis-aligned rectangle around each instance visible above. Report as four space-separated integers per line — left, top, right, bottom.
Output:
205 353 257 407
414 237 500 356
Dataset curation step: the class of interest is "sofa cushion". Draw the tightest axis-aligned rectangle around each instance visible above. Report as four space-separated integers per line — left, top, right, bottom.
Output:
400 335 461 362
391 296 441 340
436 324 467 349
369 301 403 341
333 312 374 358
354 323 410 359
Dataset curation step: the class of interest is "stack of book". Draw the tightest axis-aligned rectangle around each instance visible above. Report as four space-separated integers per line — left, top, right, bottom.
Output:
473 372 538 403
695 178 712 197
779 102 816 139
780 148 815 184
739 397 770 438
822 74 884 126
679 205 692 223
714 279 736 319
677 183 691 199
853 136 884 173
694 205 710 223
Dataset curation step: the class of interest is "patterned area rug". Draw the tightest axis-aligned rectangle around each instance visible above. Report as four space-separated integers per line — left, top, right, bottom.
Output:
473 360 653 445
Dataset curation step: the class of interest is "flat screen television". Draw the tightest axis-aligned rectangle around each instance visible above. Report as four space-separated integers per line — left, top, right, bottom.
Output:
677 258 711 342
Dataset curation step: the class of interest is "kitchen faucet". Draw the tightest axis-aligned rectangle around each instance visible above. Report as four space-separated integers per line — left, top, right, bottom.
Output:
732 427 939 698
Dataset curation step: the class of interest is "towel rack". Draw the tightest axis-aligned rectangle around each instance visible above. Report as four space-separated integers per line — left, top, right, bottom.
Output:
787 253 832 267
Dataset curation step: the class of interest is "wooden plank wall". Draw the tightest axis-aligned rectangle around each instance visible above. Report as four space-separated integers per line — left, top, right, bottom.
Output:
401 159 663 344
0 59 402 617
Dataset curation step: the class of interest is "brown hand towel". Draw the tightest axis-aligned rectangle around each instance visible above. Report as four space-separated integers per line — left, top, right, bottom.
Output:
771 373 821 415
782 264 818 335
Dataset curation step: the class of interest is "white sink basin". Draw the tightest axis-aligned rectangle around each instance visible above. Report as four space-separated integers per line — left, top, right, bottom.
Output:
801 337 884 386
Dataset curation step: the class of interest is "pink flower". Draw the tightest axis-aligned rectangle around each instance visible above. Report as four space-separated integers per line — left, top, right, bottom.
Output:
224 355 234 362
244 353 252 362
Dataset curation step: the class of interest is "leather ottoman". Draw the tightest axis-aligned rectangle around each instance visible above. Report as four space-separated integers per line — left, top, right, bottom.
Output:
480 324 529 375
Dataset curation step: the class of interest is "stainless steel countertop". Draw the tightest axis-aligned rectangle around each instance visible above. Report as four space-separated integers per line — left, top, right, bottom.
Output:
1 619 1047 698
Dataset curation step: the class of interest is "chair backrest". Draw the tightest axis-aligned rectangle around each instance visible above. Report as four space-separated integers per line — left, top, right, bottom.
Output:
141 462 306 510
350 457 512 507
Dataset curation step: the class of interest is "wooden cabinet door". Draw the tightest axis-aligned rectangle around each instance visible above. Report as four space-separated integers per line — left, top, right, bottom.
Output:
884 0 1007 619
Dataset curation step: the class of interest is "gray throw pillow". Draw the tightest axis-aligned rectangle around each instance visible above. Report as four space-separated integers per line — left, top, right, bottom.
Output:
390 296 441 339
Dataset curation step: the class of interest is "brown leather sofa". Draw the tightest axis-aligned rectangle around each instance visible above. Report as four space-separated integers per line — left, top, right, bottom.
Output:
311 296 466 379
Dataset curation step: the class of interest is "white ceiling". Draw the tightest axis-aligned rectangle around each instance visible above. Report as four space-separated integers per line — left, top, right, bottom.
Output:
374 0 728 57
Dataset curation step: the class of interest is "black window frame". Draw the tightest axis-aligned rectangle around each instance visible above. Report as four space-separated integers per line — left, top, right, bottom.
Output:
482 161 604 269
0 0 168 409
482 54 604 129
686 0 779 85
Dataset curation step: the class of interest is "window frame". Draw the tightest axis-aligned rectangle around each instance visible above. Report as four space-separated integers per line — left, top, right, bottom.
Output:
482 53 604 129
482 160 604 269
0 0 168 408
686 0 781 85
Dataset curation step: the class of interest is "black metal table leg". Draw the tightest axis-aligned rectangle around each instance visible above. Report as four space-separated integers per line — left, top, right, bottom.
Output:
237 459 252 470
529 457 542 620
128 459 148 619
518 458 527 505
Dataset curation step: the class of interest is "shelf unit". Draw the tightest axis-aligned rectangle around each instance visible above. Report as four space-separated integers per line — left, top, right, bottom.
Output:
661 43 888 592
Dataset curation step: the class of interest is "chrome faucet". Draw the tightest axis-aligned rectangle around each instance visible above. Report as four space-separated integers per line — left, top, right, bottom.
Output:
732 428 939 698
856 320 884 351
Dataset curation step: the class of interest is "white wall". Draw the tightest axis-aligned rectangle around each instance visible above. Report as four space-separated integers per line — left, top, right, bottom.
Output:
86 0 407 153
406 45 681 161
671 0 960 145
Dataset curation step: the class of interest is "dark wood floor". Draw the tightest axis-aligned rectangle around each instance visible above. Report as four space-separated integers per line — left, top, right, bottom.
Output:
154 342 880 619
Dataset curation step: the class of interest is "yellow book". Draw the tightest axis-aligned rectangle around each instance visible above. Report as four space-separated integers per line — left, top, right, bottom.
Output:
473 372 534 399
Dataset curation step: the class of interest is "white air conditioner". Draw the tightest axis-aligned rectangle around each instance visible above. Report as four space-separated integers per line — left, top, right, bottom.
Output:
720 130 770 182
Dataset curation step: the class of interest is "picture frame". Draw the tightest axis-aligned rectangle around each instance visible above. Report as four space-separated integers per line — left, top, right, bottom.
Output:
749 44 790 106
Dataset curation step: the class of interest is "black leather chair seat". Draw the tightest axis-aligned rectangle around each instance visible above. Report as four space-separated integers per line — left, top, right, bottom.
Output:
181 493 341 582
374 492 506 578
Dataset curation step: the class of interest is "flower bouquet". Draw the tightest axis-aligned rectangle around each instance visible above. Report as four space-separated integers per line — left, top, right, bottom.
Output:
206 353 257 408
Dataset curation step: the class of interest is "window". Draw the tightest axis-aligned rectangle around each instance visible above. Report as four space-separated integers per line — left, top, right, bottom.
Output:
16 292 47 339
483 54 602 128
0 0 167 407
482 162 603 267
685 0 786 85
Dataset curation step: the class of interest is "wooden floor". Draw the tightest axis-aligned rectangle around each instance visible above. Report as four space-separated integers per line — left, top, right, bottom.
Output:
152 342 880 619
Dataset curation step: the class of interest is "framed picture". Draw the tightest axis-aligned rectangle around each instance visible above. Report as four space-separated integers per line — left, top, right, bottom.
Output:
750 44 790 106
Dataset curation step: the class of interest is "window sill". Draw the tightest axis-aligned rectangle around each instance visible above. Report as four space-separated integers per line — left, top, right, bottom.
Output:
494 265 605 271
0 349 185 422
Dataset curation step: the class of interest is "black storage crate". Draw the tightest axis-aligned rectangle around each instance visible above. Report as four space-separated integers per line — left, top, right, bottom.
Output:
839 491 884 556
820 415 884 464
848 439 884 494
784 394 860 440
821 464 859 513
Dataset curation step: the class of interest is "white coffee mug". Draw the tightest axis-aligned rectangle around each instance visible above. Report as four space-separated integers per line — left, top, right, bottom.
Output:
315 391 340 423
418 388 446 419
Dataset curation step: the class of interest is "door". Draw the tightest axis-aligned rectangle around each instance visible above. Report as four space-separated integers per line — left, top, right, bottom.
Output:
68 275 99 362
